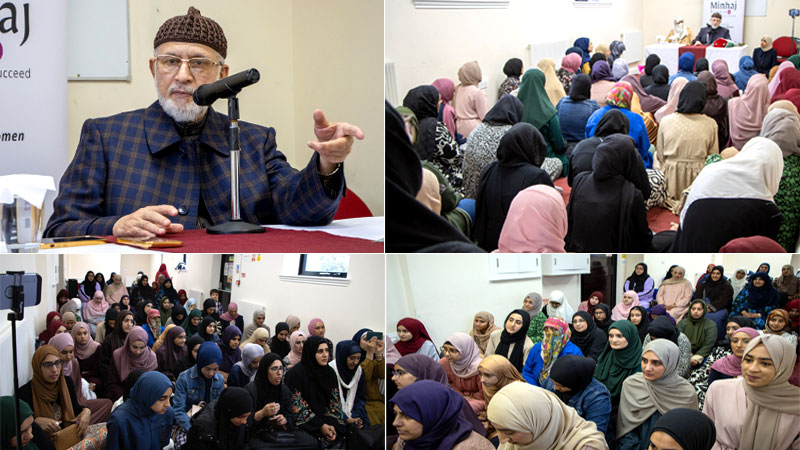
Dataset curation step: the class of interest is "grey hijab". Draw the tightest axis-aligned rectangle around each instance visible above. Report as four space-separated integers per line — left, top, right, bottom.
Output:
760 108 800 158
524 292 543 317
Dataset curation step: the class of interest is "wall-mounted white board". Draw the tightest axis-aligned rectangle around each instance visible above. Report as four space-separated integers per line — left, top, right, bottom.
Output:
67 0 130 80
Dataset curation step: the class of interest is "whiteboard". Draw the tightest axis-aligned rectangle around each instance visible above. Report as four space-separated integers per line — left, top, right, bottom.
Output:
67 0 130 80
745 0 766 17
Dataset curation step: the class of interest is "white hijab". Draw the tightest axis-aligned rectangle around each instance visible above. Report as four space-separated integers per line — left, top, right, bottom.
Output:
330 361 363 419
680 137 784 226
546 290 575 320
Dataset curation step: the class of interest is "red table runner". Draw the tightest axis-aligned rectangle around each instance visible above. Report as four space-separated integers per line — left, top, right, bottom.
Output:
108 228 383 253
678 45 707 71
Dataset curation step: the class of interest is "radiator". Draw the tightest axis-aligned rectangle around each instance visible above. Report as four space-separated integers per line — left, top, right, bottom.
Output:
385 61 398 106
528 40 572 69
621 30 643 64
188 289 204 302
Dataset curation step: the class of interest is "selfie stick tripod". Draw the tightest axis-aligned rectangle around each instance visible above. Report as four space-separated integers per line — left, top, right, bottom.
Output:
5 271 26 450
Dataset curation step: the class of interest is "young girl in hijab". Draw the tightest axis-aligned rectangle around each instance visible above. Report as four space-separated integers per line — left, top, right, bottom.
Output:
655 266 693 321
499 58 523 98
395 318 438 360
453 61 489 138
765 309 798 346
201 298 219 321
285 331 306 368
521 292 548 344
198 316 220 343
219 302 245 334
616 340 699 449
477 354 525 406
523 317 583 387
570 311 607 361
284 336 347 444
470 312 500 355
557 73 600 146
594 304 614 335
242 308 270 341
728 74 770 149
485 309 534 373
218 325 242 378
49 333 113 425
578 291 605 315
611 291 642 321
547 355 612 441
0 396 51 450
678 300 719 370
37 311 62 347
175 334 205 377
351 328 386 427
497 185 568 253
155 325 188 381
329 340 369 428
156 297 172 327
487 382 608 450
391 380 494 450
440 332 485 415
107 326 157 401
730 271 781 328
95 308 117 344
106 371 174 450
243 327 271 356
70 322 104 398
184 308 203 339
227 343 265 389
267 322 291 358
708 326 760 386
644 317 693 379
704 335 800 450
624 264 655 306
100 309 134 378
517 68 568 177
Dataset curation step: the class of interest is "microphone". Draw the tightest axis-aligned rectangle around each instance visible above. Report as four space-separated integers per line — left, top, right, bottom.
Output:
193 68 260 106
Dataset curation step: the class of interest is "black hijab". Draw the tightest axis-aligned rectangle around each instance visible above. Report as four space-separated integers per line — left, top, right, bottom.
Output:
565 46 584 58
699 266 731 309
203 298 217 317
198 316 218 341
644 54 660 76
171 304 187 328
727 315 757 329
135 278 154 302
495 309 531 372
215 387 253 450
549 355 596 402
385 101 476 252
81 271 97 298
104 308 119 332
475 123 553 251
267 322 291 359
651 408 716 450
626 263 650 293
746 272 781 309
628 305 651 343
107 310 134 350
651 65 669 84
181 334 205 370
647 316 679 344
568 110 630 186
594 304 614 333
483 94 524 126
252 353 285 410
503 58 523 78
569 311 604 358
677 80 708 114
695 57 709 74
403 85 439 121
134 299 153 327
595 109 630 137
283 336 339 420
569 73 592 101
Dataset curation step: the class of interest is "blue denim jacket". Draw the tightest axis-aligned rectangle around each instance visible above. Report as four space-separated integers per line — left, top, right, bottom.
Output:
173 365 225 431
544 377 612 441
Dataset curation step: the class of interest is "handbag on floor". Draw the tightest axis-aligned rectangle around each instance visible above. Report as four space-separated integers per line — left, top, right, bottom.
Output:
50 424 80 450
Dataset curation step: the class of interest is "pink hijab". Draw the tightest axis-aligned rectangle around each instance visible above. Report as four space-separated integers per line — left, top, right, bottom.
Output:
83 291 109 321
654 77 688 123
70 322 100 360
433 78 458 139
288 330 306 366
497 185 567 253
112 326 157 381
219 302 238 322
709 327 760 376
712 60 739 99
48 333 79 378
728 74 770 149
307 318 324 336
768 61 796 98
445 332 482 378
561 53 582 74
611 290 642 321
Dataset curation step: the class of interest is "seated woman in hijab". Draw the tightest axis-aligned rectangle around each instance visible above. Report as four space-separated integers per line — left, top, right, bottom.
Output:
185 387 255 450
351 329 386 427
522 317 584 387
655 266 693 321
395 318 439 361
219 302 244 335
546 355 612 442
658 80 719 212
704 335 800 450
678 300 719 370
499 58 524 99
285 331 306 368
267 322 291 359
666 17 694 45
669 53 698 85
18 346 104 449
176 334 205 377
650 408 717 450
566 134 654 252
570 311 607 361
590 60 617 104
594 320 642 433
645 65 671 101
760 108 800 252
173 341 225 442
612 59 629 82
585 82 653 167
227 343 265 388
243 327 272 356
546 290 576 321
643 317 692 379
696 71 729 153
474 122 554 251
391 380 494 450
640 55 660 88
462 94 524 199
624 263 655 306
488 382 607 449
616 340 699 449
573 37 594 73
594 304 615 335
496 184 568 253
538 58 567 108
752 36 779 75
622 73 666 117
330 340 370 428
655 77 688 124
695 58 710 76
628 306 651 344
671 137 783 252
439 333 485 415
570 109 629 186
197 316 220 343
733 56 761 91
485 309 534 373
432 77 459 142
471 311 501 355
0 396 56 450
106 372 174 450
608 41 626 67
517 68 568 178
557 73 600 148
454 61 489 138
218 325 243 381
774 264 800 300
403 85 464 191
695 265 733 336
283 336 348 445
49 333 112 425
765 309 797 346
769 62 800 102
708 326 760 387
520 292 547 344
143 309 162 348
106 326 157 402
558 52 583 94
579 291 606 315
728 74 769 149
711 60 740 101
730 272 782 329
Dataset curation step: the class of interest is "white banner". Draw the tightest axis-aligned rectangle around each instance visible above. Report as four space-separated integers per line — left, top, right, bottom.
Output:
0 1 67 223
702 0 747 43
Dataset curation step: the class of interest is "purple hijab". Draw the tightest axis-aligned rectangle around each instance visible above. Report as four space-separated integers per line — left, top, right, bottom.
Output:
156 325 188 376
591 61 616 83
390 380 473 450
710 327 761 376
219 325 242 372
650 304 676 325
395 354 448 385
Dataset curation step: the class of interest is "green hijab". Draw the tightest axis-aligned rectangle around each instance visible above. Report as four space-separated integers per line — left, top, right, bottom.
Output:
594 320 642 397
681 299 711 353
518 68 557 129
1 397 38 450
788 54 800 70
185 309 203 338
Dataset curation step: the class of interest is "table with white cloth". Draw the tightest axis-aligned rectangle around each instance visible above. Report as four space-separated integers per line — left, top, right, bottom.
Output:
644 43 749 74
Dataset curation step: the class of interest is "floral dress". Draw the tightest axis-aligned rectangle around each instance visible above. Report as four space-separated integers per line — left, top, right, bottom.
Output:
426 121 465 194
688 345 731 410
526 312 548 345
556 68 575 95
729 287 777 329
498 76 520 99
775 154 800 251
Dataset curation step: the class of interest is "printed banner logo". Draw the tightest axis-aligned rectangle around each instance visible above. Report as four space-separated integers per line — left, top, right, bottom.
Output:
0 2 30 46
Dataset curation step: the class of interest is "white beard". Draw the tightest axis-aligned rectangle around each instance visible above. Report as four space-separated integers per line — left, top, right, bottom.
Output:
155 74 208 123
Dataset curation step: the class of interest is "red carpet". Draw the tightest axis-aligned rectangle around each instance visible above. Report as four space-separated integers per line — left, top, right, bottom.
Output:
553 178 678 233
107 229 383 253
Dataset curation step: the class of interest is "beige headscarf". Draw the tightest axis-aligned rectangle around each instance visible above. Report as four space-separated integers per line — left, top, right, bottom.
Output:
760 108 800 158
616 339 698 438
720 146 739 159
416 168 442 214
659 265 690 287
453 61 483 107
769 99 800 117
654 77 688 123
471 311 500 354
537 58 567 107
595 43 610 57
151 323 176 352
488 382 607 450
761 36 774 51
739 335 800 450
478 355 524 403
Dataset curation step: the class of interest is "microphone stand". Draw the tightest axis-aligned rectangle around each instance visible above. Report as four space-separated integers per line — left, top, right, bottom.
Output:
207 95 265 234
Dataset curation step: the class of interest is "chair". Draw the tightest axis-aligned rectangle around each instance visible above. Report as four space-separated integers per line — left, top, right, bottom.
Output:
773 36 797 63
333 188 373 219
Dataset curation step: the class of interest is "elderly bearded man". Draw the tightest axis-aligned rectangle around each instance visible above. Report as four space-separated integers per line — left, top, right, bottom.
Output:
44 7 364 239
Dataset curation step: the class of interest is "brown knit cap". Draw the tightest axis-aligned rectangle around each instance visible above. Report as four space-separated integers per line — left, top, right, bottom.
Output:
153 7 227 58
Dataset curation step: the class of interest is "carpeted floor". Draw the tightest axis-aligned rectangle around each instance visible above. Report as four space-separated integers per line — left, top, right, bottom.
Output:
553 178 678 233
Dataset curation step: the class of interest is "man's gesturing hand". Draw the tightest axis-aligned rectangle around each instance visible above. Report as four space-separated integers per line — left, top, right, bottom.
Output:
306 109 364 174
113 205 184 238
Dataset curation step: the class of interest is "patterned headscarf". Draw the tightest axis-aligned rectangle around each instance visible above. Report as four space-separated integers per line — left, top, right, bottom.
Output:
606 81 633 109
539 317 571 384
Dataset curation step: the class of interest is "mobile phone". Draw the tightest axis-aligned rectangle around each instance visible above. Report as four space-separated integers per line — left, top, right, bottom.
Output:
366 331 383 341
40 235 107 248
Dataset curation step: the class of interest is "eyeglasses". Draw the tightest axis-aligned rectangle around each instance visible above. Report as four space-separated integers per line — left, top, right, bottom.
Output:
155 55 221 74
41 360 63 370
269 366 286 373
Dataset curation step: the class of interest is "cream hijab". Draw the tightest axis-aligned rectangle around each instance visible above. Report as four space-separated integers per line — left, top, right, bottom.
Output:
478 355 525 403
616 339 698 438
537 58 567 107
487 382 607 450
654 77 688 123
445 332 483 378
739 335 800 450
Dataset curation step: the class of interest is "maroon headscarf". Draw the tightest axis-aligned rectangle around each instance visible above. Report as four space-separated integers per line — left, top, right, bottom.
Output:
395 318 436 356
719 236 787 252
38 311 63 343
712 59 739 99
432 78 455 104
771 68 800 103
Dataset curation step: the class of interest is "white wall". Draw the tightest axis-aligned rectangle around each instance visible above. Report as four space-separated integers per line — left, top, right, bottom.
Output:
385 0 643 109
386 254 582 349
